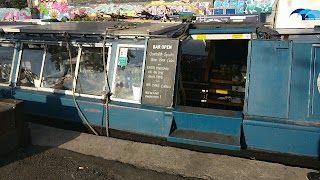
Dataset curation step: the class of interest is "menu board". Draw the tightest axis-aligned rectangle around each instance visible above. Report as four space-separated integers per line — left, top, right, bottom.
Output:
141 39 179 107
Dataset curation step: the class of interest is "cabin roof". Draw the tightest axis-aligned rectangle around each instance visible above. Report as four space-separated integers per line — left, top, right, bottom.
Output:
190 22 320 36
0 21 186 37
274 28 320 35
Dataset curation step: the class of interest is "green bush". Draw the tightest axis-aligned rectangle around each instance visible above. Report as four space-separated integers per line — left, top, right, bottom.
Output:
10 0 28 9
0 0 28 9
72 14 92 21
179 14 195 22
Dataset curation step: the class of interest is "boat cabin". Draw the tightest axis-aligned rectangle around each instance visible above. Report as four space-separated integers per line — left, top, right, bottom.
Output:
0 21 186 137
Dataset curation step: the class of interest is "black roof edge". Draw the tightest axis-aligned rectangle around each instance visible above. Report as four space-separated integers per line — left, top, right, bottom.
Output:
190 22 260 29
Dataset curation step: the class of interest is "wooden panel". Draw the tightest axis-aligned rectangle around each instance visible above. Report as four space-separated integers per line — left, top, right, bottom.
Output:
0 104 15 136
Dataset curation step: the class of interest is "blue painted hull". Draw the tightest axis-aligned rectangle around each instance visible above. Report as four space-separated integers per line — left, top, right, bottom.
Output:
3 86 319 157
244 118 320 157
1 88 174 137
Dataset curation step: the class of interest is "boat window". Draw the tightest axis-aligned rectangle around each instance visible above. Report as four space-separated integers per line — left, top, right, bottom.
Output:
41 44 78 90
17 44 44 87
76 47 108 96
0 43 14 84
112 47 145 102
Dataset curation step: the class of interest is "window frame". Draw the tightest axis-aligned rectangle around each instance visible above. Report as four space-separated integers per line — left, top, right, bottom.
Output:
0 42 18 87
37 43 80 95
15 42 112 100
15 42 46 90
72 44 112 99
111 44 146 104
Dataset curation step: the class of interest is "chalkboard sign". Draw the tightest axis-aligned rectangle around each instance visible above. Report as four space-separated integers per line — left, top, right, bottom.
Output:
141 39 179 107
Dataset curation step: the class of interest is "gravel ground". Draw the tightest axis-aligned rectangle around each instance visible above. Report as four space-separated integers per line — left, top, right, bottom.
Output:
0 146 199 180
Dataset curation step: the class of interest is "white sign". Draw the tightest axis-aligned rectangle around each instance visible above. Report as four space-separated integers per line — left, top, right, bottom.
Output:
119 48 128 58
274 0 320 29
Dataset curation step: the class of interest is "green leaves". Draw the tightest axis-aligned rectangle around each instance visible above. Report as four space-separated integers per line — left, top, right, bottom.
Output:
0 0 28 9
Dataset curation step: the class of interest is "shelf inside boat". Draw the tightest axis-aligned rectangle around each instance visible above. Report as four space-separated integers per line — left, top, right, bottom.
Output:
207 99 243 107
208 88 231 95
182 81 209 85
210 79 243 85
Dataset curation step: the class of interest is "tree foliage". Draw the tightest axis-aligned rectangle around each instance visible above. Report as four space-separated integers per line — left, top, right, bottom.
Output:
0 0 28 9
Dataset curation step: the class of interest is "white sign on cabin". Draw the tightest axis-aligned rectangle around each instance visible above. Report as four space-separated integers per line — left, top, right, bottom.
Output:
119 48 128 58
274 0 320 28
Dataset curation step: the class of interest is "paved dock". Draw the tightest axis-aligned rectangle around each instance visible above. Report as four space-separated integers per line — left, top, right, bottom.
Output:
30 123 317 180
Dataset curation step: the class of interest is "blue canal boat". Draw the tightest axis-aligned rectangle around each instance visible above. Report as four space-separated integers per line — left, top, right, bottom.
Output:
0 21 319 158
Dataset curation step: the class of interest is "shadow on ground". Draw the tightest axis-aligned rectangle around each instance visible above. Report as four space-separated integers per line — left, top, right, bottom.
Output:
0 145 199 180
0 114 84 169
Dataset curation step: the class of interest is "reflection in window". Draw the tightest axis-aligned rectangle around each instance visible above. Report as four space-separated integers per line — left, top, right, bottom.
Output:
113 47 144 101
41 45 78 90
0 44 14 84
76 47 108 96
18 44 44 87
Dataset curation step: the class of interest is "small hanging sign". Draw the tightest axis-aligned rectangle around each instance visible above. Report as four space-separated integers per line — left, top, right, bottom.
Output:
119 48 128 57
118 57 128 67
118 48 128 67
